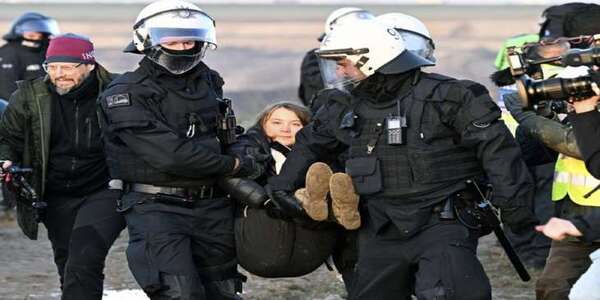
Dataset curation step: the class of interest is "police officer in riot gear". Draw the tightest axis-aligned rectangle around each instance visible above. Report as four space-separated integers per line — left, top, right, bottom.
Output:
0 12 60 100
269 19 538 299
298 7 374 110
99 1 257 299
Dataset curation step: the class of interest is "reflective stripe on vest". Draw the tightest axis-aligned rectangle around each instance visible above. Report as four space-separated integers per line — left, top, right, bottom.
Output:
552 154 600 206
501 110 518 137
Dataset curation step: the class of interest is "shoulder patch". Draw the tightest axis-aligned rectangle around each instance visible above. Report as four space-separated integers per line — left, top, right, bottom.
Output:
106 93 131 108
26 64 41 71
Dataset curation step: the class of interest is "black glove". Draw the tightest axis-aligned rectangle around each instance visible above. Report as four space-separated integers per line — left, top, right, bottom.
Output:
264 200 291 220
268 188 306 219
231 155 264 179
501 206 540 235
219 177 268 208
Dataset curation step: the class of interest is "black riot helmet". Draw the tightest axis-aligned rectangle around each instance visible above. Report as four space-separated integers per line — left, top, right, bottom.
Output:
3 12 60 42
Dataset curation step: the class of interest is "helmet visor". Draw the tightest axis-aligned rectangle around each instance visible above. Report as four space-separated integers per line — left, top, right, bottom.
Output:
318 58 362 92
149 27 216 49
398 30 436 63
144 10 217 49
16 19 60 36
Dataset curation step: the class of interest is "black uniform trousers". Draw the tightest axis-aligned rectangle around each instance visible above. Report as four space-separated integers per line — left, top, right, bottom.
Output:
122 192 240 300
349 207 491 300
43 188 125 300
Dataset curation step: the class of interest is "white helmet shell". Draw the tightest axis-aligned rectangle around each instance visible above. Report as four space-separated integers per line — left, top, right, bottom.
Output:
376 13 432 40
324 7 374 35
130 0 217 53
318 19 432 79
376 13 436 64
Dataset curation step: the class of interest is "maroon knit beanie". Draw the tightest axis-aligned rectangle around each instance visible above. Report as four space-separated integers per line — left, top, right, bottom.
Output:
45 33 95 64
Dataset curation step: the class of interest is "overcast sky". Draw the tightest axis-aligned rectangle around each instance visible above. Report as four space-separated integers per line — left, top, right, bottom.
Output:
0 0 590 4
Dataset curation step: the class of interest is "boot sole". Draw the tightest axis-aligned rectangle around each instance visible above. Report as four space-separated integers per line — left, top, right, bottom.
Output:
294 188 327 221
330 173 361 230
303 162 333 221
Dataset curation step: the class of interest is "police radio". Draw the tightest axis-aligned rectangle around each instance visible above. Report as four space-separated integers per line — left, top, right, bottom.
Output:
217 98 240 146
386 116 406 145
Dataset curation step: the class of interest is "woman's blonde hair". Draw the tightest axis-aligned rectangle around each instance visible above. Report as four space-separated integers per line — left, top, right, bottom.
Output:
255 102 311 133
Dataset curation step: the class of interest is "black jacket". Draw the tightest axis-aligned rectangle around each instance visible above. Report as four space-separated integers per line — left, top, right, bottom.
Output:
0 40 46 100
227 126 274 184
270 70 533 233
572 110 600 179
570 109 600 242
99 58 235 187
46 73 108 196
0 64 117 239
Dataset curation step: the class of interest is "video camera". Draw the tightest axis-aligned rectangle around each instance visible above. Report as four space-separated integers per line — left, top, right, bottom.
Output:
0 162 46 222
505 35 600 111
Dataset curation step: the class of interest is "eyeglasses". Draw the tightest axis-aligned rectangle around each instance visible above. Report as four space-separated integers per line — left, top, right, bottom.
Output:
42 63 83 74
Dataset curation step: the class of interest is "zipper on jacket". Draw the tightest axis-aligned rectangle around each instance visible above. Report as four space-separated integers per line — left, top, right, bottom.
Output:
34 95 47 197
74 99 80 149
69 156 77 187
86 117 92 149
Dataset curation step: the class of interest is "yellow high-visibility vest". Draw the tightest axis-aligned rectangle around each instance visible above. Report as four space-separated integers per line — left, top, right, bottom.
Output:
552 154 600 206
501 110 518 136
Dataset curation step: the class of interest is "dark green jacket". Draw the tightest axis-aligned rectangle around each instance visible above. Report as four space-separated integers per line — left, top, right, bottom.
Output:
0 64 117 240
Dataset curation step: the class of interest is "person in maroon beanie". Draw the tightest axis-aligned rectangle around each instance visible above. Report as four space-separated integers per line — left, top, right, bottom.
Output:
0 33 125 300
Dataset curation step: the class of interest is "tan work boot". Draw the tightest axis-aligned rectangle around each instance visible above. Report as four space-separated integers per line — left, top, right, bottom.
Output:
330 173 361 230
295 162 333 221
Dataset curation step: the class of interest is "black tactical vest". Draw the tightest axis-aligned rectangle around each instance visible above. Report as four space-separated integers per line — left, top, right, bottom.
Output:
346 73 483 199
103 69 222 187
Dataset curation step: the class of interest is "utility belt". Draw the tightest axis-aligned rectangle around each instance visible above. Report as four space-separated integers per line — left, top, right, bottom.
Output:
432 196 457 221
431 186 492 234
122 182 225 208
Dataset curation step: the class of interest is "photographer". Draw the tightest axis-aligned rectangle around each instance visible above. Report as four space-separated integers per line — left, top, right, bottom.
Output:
505 65 600 300
0 34 124 300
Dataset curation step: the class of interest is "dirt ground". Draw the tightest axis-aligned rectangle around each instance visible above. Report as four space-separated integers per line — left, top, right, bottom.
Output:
0 4 549 299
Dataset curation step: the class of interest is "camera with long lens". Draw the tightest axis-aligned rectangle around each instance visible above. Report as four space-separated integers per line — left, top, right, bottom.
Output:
517 72 598 109
514 35 600 110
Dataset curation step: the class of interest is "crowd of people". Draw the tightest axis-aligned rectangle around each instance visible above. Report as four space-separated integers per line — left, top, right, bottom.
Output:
0 0 599 299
